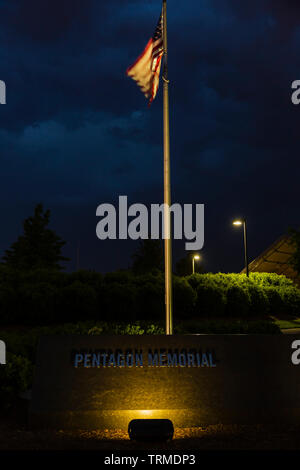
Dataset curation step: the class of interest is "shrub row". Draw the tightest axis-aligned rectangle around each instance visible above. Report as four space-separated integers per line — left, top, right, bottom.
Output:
0 266 299 325
186 272 300 318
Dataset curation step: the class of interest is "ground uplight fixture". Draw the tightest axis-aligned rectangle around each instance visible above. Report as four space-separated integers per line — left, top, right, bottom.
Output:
128 419 174 442
192 254 200 274
232 217 249 276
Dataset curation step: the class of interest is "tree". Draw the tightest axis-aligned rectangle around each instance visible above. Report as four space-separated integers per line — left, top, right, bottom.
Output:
2 204 69 270
288 228 300 275
131 239 163 274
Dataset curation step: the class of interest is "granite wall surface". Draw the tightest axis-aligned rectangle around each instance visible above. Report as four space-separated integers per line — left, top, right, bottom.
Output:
29 335 300 429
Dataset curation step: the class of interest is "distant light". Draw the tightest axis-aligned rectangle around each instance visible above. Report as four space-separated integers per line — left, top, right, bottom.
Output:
233 220 243 226
193 255 200 260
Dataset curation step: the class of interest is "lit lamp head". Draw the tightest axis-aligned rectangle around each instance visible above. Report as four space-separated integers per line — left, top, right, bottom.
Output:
193 254 200 260
233 219 243 227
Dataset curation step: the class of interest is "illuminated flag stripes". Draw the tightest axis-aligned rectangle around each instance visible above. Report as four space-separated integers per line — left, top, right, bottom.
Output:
126 12 164 106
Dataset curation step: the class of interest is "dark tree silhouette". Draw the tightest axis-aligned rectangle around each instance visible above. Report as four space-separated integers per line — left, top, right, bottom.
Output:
131 239 163 274
2 203 69 270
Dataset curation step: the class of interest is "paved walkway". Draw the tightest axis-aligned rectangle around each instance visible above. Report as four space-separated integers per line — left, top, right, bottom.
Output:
282 328 300 334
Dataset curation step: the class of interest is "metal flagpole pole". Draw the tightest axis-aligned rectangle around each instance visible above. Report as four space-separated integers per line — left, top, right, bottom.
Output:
162 0 173 335
243 219 249 277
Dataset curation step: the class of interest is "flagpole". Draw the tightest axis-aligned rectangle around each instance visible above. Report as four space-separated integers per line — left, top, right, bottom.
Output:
162 0 173 335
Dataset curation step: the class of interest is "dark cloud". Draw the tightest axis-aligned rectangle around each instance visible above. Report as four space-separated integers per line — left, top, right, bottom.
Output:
0 0 299 272
1 0 97 42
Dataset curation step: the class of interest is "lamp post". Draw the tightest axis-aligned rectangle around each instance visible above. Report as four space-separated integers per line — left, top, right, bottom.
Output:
233 218 249 276
192 254 200 274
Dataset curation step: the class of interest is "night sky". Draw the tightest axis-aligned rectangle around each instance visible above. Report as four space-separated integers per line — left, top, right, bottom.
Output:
0 0 299 273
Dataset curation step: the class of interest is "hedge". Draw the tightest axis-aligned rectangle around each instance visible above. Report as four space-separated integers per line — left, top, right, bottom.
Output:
0 266 300 325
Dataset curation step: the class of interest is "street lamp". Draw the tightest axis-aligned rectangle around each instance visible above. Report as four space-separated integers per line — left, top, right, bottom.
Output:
232 218 249 276
192 254 200 274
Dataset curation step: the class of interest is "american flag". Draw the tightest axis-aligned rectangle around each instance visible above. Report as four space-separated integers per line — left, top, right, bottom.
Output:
126 11 164 106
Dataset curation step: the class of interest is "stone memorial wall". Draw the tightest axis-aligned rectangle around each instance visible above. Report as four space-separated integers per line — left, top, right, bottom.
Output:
29 335 300 429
